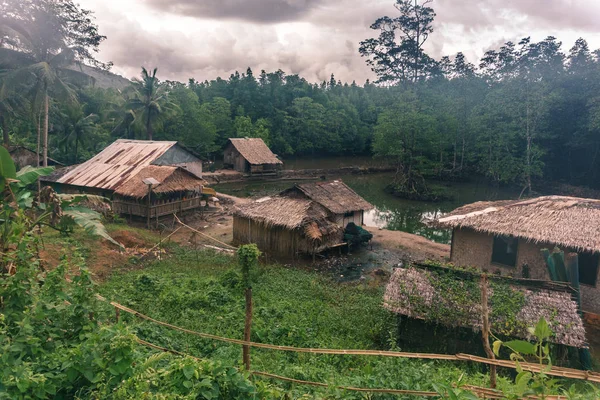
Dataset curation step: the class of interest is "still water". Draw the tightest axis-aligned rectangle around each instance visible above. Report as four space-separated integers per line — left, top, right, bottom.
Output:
214 171 519 244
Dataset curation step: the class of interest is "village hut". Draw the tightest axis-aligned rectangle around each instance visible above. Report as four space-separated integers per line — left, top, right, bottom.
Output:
281 180 373 228
47 139 203 196
8 145 63 169
383 264 588 349
112 165 208 218
223 138 283 175
233 196 343 257
41 139 211 218
437 196 600 314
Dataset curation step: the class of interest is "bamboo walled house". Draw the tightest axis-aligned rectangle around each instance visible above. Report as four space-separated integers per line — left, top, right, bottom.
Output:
233 180 373 257
223 138 283 175
42 139 211 218
437 196 600 314
233 197 343 257
281 180 373 228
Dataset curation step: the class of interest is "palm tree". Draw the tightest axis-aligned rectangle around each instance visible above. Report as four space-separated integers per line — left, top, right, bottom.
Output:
125 67 177 140
0 1 102 164
58 105 98 163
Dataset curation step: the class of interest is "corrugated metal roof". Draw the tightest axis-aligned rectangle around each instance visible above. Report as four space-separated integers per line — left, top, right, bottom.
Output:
57 140 178 190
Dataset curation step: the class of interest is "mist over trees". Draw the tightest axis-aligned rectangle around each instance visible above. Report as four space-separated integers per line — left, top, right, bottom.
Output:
2 0 600 193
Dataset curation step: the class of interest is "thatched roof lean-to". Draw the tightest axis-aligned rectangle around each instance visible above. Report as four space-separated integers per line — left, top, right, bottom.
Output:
284 180 374 215
227 138 283 165
437 196 600 253
383 266 588 348
113 166 204 199
233 196 342 242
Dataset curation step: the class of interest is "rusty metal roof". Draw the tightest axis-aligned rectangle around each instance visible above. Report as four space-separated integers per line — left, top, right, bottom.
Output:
57 140 178 190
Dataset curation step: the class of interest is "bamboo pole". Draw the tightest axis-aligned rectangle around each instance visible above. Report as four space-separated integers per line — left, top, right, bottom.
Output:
480 275 497 388
243 288 253 370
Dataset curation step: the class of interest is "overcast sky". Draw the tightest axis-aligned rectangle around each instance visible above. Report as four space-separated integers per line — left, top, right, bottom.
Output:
78 0 600 84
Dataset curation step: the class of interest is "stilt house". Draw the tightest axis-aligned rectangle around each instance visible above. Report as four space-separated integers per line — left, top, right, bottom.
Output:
43 139 209 218
223 138 282 175
437 196 600 314
233 180 373 258
233 196 343 257
281 180 373 228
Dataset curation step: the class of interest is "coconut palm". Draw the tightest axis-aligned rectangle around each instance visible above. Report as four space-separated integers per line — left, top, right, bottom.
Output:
125 67 178 140
57 105 99 163
0 0 103 164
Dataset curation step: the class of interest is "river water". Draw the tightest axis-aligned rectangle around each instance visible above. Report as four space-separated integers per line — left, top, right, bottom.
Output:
214 166 519 244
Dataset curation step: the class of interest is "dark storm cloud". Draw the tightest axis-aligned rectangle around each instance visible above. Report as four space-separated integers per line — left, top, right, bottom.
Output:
141 0 322 23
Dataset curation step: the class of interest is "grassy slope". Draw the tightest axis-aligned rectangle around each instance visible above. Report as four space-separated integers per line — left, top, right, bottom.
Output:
98 244 500 398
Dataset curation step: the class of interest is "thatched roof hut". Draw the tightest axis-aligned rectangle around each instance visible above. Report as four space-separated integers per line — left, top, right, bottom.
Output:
224 138 282 174
384 265 587 348
233 196 343 256
284 180 373 215
113 165 204 199
437 196 600 253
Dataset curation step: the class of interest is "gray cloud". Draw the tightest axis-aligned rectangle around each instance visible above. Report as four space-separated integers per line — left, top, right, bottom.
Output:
141 0 322 23
79 0 600 86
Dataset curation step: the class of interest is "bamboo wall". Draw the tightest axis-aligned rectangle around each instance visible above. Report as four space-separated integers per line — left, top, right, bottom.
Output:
113 196 202 218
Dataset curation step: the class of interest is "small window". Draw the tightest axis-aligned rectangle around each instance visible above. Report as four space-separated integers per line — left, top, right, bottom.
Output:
578 252 599 286
344 211 354 218
491 235 518 267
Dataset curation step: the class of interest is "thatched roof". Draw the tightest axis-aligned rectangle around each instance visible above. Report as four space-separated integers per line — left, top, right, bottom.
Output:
233 196 342 242
227 138 282 165
283 180 373 215
384 266 587 348
113 165 204 198
437 196 600 253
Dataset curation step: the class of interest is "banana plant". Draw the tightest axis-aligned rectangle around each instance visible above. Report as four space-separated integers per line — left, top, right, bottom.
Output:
1 147 121 253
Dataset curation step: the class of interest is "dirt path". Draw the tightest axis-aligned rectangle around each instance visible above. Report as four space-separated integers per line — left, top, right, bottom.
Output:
165 193 450 269
366 225 450 263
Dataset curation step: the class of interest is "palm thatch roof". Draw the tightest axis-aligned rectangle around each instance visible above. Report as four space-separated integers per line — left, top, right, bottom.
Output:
233 196 342 242
227 138 282 165
113 165 205 198
384 266 587 348
282 180 373 215
437 196 600 253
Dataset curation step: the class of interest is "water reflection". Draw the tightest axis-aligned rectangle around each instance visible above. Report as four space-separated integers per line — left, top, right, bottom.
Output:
214 171 520 245
364 207 452 244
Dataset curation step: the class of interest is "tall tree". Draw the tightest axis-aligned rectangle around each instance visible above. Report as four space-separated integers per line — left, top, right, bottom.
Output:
359 0 436 83
0 0 106 164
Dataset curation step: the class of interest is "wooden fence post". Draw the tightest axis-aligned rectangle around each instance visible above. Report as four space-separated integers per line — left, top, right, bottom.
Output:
480 274 497 388
243 287 253 370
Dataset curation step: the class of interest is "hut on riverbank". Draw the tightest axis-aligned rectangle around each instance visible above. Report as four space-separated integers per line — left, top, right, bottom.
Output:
233 196 343 258
223 138 282 175
437 196 600 314
281 180 373 228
